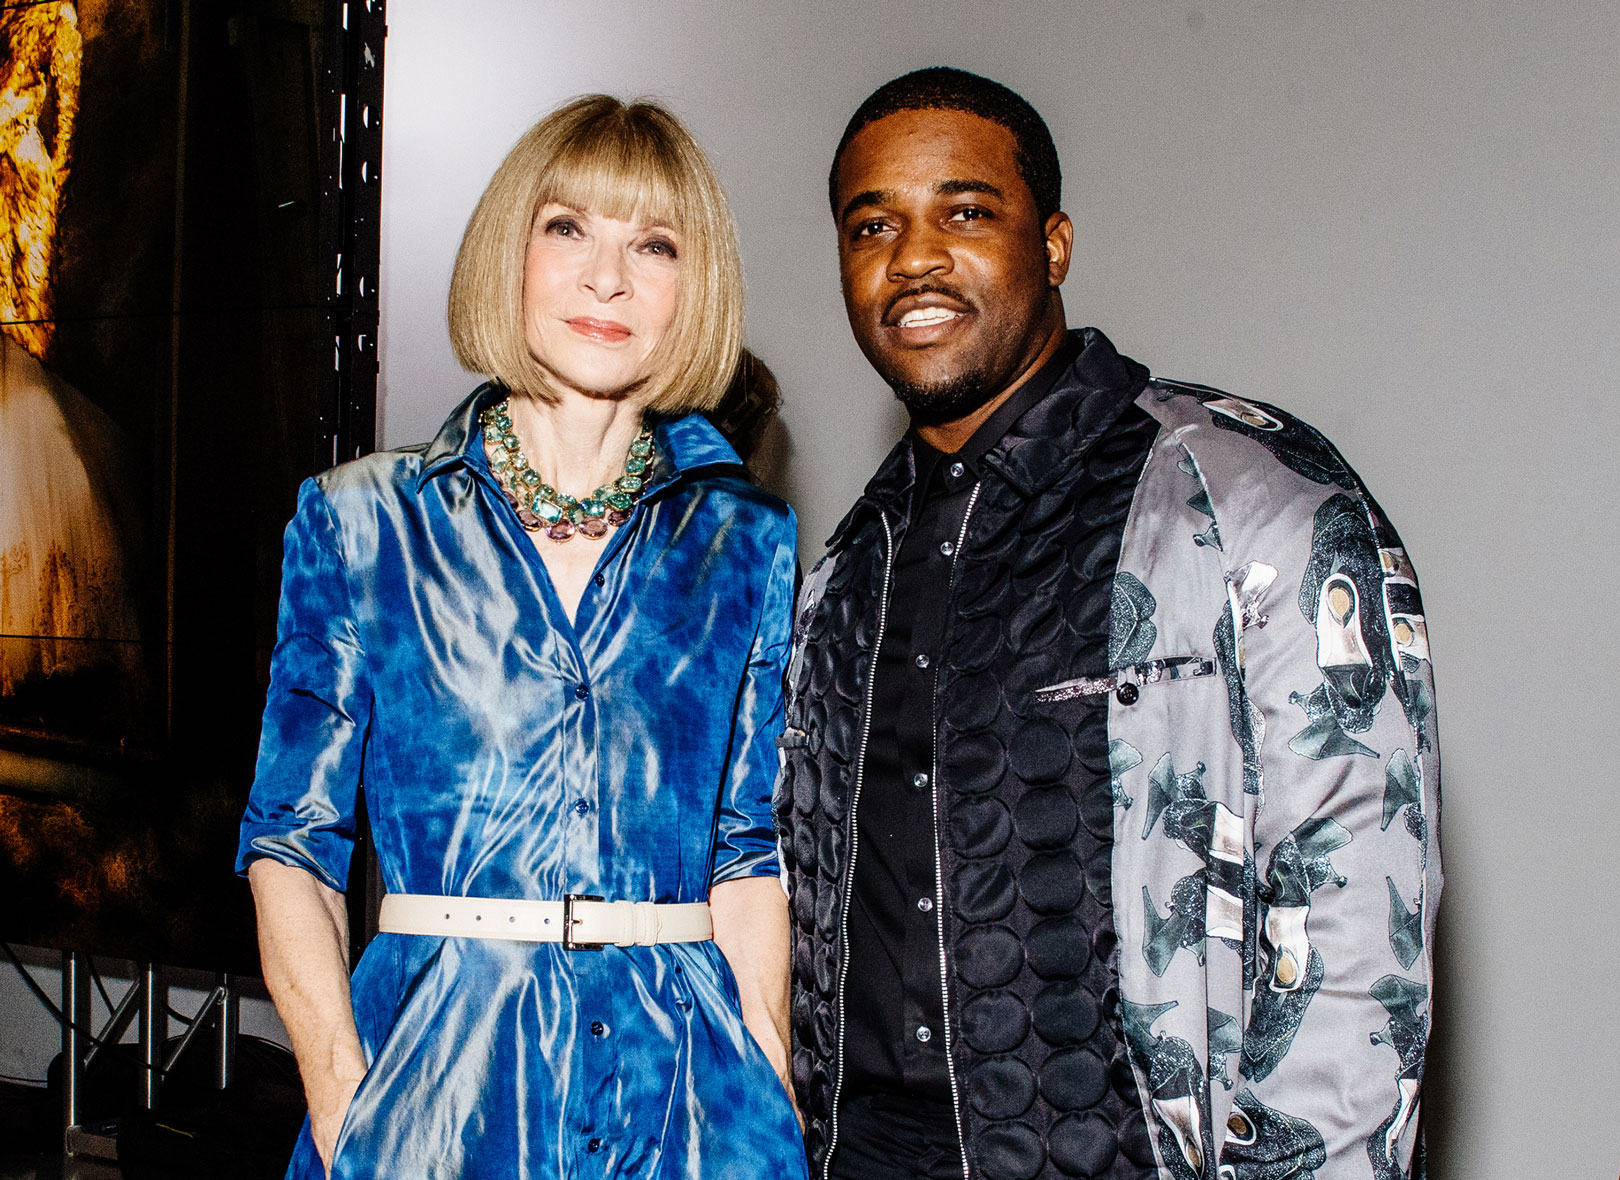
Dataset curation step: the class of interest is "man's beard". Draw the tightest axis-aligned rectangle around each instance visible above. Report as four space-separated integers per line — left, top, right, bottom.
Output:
883 365 998 423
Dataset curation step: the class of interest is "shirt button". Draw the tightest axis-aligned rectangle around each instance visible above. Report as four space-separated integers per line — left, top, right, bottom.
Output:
949 462 965 479
1116 683 1140 706
917 896 934 913
939 541 955 557
912 772 929 790
914 653 930 669
587 1138 602 1153
573 799 589 815
575 683 590 700
915 1025 933 1043
590 1021 606 1036
593 573 605 587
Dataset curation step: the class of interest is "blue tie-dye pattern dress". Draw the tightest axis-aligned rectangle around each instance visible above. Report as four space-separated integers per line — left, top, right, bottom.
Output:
237 386 807 1180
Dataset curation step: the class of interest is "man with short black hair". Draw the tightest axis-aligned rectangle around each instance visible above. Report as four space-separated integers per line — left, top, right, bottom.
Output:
776 67 1439 1180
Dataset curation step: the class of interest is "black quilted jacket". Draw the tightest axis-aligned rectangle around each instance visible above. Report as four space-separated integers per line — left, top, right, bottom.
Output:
777 329 1161 1180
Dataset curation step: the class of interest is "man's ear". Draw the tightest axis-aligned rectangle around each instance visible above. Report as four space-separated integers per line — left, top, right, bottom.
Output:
1044 212 1074 287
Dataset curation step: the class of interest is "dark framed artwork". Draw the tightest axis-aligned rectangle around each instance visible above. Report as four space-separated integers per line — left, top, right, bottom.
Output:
0 0 382 972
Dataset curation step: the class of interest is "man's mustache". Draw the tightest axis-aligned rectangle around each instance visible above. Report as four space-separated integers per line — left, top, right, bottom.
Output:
882 284 975 325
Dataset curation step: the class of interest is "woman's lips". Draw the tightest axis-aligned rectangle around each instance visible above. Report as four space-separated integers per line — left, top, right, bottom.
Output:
566 317 632 343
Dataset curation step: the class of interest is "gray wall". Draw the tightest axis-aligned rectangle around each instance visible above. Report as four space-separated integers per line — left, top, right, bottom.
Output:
379 5 1620 1176
9 0 1603 1171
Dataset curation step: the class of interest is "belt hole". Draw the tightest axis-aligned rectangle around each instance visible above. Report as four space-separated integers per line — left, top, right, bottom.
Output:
509 915 516 923
443 913 450 920
475 914 482 921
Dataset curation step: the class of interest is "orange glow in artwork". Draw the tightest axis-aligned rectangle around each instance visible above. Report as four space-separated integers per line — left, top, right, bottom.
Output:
0 2 82 359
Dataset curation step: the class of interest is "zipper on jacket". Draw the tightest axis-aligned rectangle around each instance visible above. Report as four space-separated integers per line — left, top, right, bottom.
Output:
824 511 895 1180
932 481 981 1180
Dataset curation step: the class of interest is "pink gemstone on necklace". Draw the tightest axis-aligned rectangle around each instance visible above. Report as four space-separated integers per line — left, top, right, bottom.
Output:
516 508 541 530
605 508 629 526
578 517 609 539
545 521 576 542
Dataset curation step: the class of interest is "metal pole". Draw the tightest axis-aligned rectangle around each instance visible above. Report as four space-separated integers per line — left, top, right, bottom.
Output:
137 962 165 1109
215 972 238 1090
60 951 90 1152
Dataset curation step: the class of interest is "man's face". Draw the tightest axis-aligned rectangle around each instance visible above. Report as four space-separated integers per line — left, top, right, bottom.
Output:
833 108 1070 420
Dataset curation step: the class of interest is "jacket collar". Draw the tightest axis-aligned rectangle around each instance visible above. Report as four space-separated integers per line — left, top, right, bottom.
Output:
828 327 1150 547
416 383 743 496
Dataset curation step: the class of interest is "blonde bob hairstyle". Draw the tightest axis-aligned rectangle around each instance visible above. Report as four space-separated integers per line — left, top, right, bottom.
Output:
448 95 744 415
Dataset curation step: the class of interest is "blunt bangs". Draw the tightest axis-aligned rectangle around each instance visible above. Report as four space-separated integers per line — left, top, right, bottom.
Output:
448 96 744 417
535 122 684 233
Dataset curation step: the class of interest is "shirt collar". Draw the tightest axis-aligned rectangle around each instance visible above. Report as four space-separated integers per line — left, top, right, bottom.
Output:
829 327 1148 547
910 331 1086 495
415 383 743 495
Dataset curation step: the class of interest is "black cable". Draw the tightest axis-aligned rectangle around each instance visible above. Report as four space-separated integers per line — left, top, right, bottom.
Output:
0 1071 48 1087
88 955 115 1015
1 942 103 1048
167 1003 195 1026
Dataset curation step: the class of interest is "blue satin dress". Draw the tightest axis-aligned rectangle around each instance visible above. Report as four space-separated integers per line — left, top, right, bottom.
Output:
236 386 807 1180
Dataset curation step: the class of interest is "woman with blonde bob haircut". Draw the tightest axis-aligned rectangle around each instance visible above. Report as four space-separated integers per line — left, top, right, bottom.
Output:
238 95 807 1180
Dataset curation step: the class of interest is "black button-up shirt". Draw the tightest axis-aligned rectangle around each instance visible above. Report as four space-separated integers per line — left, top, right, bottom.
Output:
843 336 1083 1109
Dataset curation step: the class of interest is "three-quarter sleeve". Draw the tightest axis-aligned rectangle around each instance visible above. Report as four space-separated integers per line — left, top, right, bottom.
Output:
236 478 373 892
710 514 797 887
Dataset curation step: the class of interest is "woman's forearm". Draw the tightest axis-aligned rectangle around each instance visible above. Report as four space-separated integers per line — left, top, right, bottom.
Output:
248 859 369 1167
710 875 798 1117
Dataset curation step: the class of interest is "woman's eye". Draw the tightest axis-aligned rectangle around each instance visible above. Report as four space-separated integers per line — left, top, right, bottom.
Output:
546 218 581 238
642 237 678 258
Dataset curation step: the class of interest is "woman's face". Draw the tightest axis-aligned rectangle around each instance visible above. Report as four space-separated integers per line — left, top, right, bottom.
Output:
521 202 683 402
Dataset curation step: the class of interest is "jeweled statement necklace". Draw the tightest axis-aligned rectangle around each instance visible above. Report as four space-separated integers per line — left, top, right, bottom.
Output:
480 399 654 543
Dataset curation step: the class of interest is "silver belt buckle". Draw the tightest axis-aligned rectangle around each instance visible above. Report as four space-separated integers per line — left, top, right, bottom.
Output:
562 893 605 951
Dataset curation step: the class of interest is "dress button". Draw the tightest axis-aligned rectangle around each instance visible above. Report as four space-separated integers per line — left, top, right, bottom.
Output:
575 683 590 700
915 1025 933 1043
949 462 965 479
587 1138 602 1153
593 573 605 587
573 799 589 815
1116 683 1140 705
912 772 929 790
914 653 930 669
939 540 955 557
590 1021 606 1036
917 896 934 913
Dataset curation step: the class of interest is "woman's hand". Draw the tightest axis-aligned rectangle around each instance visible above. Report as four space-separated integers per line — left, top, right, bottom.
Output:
709 876 804 1132
310 1074 363 1175
247 859 371 1176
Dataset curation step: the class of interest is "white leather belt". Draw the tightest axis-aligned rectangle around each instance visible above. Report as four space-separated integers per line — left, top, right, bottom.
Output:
377 893 712 949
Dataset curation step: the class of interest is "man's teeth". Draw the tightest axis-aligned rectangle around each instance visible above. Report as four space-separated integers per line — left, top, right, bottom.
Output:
898 307 961 328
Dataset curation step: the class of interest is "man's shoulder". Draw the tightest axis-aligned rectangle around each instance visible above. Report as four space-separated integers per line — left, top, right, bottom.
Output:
1131 376 1411 569
1136 377 1369 497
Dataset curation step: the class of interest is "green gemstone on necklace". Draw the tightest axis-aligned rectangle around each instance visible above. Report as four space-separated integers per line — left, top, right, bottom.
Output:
482 399 652 543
